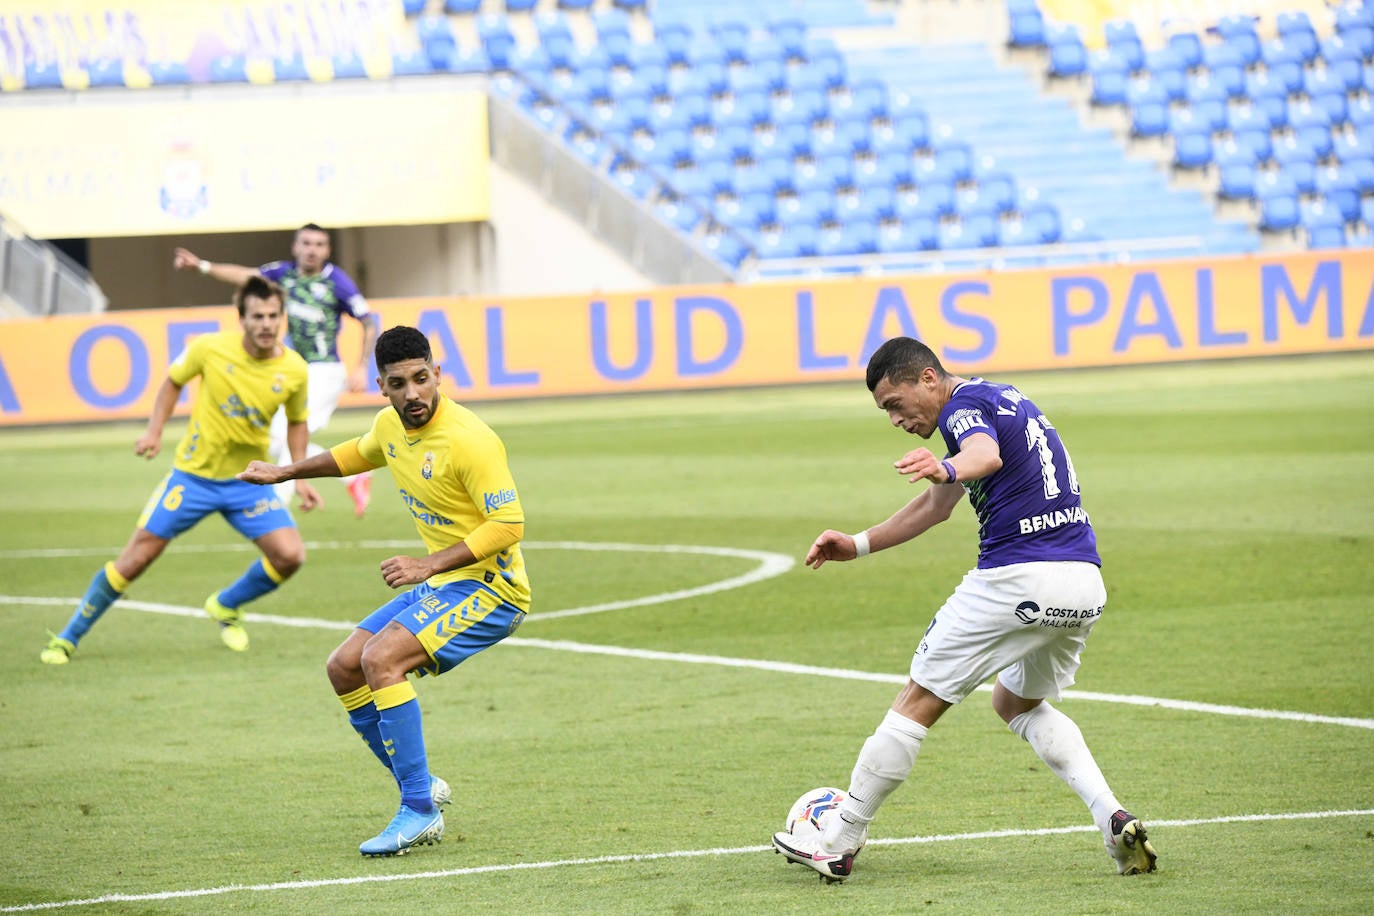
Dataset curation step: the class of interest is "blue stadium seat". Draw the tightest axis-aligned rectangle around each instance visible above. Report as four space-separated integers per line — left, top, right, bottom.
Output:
1308 224 1347 249
1225 31 1261 67
1213 136 1260 169
1047 37 1087 78
1184 71 1227 105
1202 42 1244 70
444 0 480 11
87 58 124 88
712 20 752 65
1344 156 1374 194
1130 100 1169 138
1218 163 1258 200
1271 134 1319 169
1172 129 1212 170
1091 64 1129 106
657 22 693 65
1232 127 1273 163
895 181 955 220
1337 25 1374 59
208 55 248 83
148 61 191 84
1260 36 1306 68
1024 204 1062 244
1008 9 1046 49
1166 31 1203 69
769 17 808 60
593 9 632 41
1256 190 1297 233
1284 159 1318 195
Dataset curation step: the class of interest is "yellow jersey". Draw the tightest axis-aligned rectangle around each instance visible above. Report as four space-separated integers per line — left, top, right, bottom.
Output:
354 396 530 608
168 330 309 480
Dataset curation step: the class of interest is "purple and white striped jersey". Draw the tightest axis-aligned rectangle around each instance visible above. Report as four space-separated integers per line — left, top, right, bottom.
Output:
938 378 1101 570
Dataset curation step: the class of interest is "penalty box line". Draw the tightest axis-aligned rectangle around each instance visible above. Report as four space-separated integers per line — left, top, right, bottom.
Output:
5 808 1373 912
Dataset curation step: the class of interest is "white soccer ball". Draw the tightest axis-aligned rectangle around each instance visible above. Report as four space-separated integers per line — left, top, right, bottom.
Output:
786 786 848 840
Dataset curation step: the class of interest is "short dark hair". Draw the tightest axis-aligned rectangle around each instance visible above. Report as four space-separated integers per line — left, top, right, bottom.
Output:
235 275 283 317
375 326 432 373
296 223 329 239
865 337 947 392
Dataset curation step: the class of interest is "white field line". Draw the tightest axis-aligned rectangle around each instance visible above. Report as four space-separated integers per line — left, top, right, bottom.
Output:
3 808 1372 912
4 596 1373 733
0 540 795 623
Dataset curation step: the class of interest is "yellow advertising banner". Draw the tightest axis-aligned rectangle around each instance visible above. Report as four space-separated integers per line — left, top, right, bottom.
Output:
0 89 489 238
1 250 1370 426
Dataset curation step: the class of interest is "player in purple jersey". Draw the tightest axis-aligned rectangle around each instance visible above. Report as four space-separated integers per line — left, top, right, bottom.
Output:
773 337 1157 883
175 224 378 516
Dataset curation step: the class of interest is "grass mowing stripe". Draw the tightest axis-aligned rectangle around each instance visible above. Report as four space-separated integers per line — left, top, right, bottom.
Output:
5 807 1370 913
7 595 1372 731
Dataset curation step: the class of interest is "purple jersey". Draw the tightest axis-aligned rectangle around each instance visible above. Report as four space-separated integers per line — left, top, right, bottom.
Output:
259 261 369 364
938 378 1100 569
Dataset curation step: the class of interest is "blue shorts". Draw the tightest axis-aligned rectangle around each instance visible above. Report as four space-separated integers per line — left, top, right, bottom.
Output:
359 579 526 678
137 468 296 541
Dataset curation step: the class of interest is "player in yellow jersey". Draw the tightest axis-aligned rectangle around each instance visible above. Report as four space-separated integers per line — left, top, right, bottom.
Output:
40 277 320 665
238 325 530 857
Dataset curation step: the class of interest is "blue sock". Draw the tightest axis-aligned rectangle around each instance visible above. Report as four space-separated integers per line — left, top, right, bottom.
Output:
217 558 281 610
348 703 398 779
374 682 433 814
59 563 127 644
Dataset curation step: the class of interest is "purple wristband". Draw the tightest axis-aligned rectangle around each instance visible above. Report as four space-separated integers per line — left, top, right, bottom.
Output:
940 459 957 483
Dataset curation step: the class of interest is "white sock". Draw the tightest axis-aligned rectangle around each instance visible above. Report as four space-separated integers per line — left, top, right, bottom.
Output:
826 709 928 852
1007 702 1121 841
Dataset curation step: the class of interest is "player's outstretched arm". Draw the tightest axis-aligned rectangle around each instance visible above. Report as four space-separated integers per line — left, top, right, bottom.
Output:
172 247 258 287
134 377 184 460
239 449 344 486
805 529 862 569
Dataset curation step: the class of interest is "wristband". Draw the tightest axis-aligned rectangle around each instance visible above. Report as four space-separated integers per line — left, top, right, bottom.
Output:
852 530 871 558
198 259 212 274
940 459 958 484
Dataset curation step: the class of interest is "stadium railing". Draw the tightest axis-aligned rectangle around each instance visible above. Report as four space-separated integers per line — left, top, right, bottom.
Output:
0 214 108 317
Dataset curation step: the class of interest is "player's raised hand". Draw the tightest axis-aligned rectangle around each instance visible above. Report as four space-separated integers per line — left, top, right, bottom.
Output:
894 447 939 483
380 555 433 589
294 481 323 512
134 432 161 459
805 529 858 569
237 460 284 484
172 247 202 271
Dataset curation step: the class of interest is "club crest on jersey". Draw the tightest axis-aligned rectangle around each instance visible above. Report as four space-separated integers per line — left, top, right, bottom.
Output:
421 451 435 480
387 442 397 458
272 374 284 394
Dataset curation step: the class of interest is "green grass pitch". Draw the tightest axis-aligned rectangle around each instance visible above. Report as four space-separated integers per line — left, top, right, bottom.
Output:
2 354 1372 914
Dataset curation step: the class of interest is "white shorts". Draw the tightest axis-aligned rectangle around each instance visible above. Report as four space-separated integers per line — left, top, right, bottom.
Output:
270 360 348 456
910 561 1107 704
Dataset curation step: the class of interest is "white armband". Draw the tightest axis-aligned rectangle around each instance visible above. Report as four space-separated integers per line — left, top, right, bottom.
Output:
852 530 871 558
198 259 212 275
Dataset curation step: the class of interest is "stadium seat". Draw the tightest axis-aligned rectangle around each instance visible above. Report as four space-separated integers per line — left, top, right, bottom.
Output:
208 55 248 83
86 58 125 88
1308 224 1347 249
1166 31 1203 69
1130 100 1169 138
769 17 808 60
1090 64 1129 106
445 0 480 11
1047 37 1088 78
1008 9 1046 49
1218 163 1258 201
1258 190 1300 232
1172 129 1212 170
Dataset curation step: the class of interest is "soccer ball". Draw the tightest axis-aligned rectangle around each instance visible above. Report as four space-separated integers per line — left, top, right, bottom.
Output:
785 786 848 840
